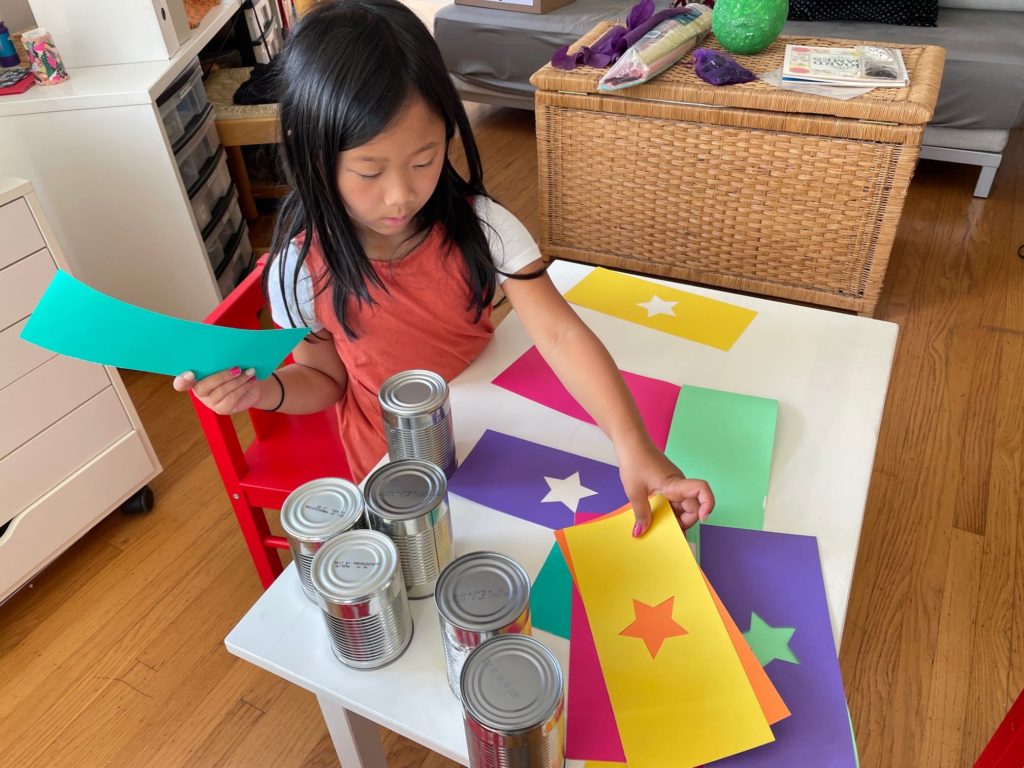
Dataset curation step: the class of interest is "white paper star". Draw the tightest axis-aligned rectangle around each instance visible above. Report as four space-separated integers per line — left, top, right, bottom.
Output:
541 471 598 513
637 295 678 318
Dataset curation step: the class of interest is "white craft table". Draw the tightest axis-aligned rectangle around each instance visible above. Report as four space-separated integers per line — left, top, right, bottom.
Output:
225 261 898 767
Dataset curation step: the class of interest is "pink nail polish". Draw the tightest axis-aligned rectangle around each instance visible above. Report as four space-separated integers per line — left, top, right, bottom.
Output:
230 366 241 377
633 523 642 538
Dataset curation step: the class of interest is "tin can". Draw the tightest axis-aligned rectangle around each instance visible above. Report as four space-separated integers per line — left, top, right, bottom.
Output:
309 530 413 669
364 459 454 599
435 552 532 700
379 369 457 477
280 478 365 603
461 634 566 768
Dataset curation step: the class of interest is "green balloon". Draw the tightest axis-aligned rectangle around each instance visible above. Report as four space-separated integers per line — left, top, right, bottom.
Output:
712 0 789 55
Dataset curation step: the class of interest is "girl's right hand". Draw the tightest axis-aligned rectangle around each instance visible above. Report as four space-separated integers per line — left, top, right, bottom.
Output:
173 367 264 415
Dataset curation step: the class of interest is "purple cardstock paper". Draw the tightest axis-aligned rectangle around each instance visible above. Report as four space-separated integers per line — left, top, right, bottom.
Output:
447 430 628 529
701 525 856 767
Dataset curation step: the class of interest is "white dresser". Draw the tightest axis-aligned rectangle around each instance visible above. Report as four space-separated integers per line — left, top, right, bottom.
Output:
0 176 162 604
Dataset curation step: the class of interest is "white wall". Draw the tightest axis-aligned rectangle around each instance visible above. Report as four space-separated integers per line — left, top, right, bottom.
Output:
0 0 35 32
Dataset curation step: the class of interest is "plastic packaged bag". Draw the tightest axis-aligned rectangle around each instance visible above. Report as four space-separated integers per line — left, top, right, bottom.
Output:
598 3 712 92
860 46 903 80
552 0 702 72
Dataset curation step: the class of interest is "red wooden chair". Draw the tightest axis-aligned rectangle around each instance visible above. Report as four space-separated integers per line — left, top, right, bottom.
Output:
975 688 1024 768
190 257 352 587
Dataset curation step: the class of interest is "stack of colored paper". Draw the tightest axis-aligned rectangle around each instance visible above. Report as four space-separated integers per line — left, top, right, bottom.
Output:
556 506 860 767
556 500 785 767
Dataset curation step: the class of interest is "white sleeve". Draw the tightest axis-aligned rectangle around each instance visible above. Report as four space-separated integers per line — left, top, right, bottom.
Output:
265 242 323 331
474 196 542 283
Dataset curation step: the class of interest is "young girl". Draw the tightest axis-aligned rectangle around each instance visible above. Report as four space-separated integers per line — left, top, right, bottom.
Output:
175 0 713 537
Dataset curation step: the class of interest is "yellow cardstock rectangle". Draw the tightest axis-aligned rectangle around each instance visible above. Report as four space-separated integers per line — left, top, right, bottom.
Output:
564 268 757 351
563 498 774 767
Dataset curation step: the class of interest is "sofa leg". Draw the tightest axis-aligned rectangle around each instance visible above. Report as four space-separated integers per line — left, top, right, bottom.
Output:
973 165 998 198
918 145 1003 200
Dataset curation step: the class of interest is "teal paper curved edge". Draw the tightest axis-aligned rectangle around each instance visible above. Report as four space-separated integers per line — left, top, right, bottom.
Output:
20 271 309 380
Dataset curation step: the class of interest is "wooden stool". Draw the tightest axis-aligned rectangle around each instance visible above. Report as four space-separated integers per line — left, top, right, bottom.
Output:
204 67 281 222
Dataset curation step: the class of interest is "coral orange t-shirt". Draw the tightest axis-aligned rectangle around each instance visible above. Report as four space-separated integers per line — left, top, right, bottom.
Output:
266 199 541 480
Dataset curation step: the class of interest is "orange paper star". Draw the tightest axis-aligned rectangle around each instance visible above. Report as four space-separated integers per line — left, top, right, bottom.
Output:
620 596 688 658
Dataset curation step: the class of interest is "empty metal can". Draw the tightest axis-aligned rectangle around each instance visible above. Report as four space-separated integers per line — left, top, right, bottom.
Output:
379 369 457 477
461 634 565 768
364 459 454 599
435 552 532 700
280 477 365 603
309 530 413 669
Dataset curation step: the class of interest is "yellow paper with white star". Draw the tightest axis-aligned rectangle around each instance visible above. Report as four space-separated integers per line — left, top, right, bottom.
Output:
563 268 757 351
563 497 773 767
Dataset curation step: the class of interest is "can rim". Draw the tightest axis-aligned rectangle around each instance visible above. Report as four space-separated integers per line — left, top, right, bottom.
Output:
434 552 531 632
280 477 365 542
379 369 448 417
460 634 563 734
310 530 401 604
364 459 447 520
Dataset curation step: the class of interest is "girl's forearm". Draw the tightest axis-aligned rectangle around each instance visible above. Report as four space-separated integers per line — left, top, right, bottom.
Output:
537 323 652 455
254 362 346 413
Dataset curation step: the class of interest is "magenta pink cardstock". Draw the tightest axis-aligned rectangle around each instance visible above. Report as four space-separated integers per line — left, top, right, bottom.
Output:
565 511 627 762
568 581 627 761
492 346 679 449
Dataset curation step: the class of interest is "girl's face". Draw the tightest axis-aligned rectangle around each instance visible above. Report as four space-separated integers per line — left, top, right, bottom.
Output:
337 95 447 253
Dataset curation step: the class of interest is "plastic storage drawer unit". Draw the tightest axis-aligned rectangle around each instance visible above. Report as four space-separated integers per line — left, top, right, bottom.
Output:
158 61 210 150
175 106 220 194
189 148 232 234
216 224 254 298
244 0 275 40
252 26 283 64
203 190 245 271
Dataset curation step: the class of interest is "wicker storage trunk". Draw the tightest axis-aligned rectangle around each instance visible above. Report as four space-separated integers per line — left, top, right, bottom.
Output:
530 29 945 315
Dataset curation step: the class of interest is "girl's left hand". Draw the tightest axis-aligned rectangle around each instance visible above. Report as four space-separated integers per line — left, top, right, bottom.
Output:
618 439 715 537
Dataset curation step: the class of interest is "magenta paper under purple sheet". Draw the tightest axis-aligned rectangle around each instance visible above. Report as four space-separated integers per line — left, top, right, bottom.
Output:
491 346 679 449
566 512 627 761
447 431 628 529
701 525 856 767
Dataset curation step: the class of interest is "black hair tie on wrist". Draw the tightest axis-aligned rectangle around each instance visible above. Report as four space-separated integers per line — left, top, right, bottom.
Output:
268 372 285 412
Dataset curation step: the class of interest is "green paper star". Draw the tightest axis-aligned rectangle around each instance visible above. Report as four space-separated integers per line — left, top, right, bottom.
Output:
743 612 799 667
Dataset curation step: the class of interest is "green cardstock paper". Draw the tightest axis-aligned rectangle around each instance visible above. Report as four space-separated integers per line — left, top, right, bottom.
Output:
530 542 573 639
665 385 778 560
20 271 309 380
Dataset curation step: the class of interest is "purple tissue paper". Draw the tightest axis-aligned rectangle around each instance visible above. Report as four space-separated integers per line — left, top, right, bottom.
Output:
693 47 757 85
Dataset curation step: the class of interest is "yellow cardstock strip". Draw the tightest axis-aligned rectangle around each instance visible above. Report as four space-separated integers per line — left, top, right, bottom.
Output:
563 497 774 768
563 268 757 351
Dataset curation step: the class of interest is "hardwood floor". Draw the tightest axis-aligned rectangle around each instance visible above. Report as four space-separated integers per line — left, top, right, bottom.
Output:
1 110 1020 767
843 128 1024 767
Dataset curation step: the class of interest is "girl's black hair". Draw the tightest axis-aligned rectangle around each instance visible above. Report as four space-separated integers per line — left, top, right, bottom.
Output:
266 0 502 338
